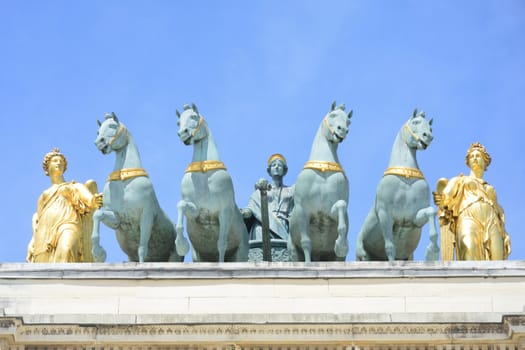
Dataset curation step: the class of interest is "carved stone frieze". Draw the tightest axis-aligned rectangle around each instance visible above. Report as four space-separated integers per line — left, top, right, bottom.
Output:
1 316 524 348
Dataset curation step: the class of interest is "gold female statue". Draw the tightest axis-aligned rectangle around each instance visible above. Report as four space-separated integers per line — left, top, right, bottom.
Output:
433 142 511 260
27 148 102 263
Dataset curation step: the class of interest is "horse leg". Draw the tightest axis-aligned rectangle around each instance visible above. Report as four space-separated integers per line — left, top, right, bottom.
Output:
175 200 195 257
218 206 234 262
414 206 440 261
191 246 201 262
331 200 349 258
233 219 249 262
138 205 156 263
286 233 299 262
377 206 395 262
355 209 377 261
91 208 119 262
290 204 311 262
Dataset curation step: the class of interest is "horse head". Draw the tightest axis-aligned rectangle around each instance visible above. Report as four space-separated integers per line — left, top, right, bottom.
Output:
95 112 128 154
403 108 434 150
323 101 352 144
176 103 207 145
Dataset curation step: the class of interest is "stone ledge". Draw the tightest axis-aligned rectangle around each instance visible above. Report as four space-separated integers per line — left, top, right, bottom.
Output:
13 312 525 325
1 260 524 280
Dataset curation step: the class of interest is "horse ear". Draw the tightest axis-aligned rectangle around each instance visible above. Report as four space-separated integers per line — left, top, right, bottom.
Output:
331 101 336 111
429 118 433 125
97 120 102 126
192 103 199 115
348 110 353 119
176 109 181 118
412 108 418 119
111 112 119 123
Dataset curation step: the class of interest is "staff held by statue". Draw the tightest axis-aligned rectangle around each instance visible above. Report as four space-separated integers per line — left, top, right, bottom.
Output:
255 179 272 261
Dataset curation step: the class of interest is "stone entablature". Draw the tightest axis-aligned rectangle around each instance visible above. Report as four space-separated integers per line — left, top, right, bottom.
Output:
0 261 524 348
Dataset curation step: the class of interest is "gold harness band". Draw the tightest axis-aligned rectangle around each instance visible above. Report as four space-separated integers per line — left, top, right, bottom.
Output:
383 166 424 179
108 124 126 147
323 116 335 136
108 168 149 181
191 117 204 137
303 160 344 173
185 160 227 173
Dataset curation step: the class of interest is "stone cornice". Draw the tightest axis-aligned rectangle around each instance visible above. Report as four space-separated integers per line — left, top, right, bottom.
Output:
1 260 525 280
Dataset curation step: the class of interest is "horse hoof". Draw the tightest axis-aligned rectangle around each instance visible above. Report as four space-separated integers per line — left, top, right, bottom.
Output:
334 238 349 258
92 246 107 262
176 237 190 256
138 247 148 263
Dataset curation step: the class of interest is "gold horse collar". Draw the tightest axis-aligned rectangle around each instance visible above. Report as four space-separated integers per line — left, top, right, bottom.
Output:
186 160 227 173
303 161 344 173
108 168 149 181
383 166 424 179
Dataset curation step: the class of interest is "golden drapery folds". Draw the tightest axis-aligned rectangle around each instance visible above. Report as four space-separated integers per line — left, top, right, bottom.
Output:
433 143 511 261
27 148 102 263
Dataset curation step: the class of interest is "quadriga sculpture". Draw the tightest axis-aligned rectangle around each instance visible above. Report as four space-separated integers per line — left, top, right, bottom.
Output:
175 103 248 262
289 101 352 262
91 113 187 262
355 109 439 262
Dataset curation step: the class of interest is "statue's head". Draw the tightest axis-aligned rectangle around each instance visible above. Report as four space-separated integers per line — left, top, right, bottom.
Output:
404 108 434 150
42 148 67 176
95 112 127 154
176 103 205 145
267 153 288 177
466 142 491 171
323 101 352 144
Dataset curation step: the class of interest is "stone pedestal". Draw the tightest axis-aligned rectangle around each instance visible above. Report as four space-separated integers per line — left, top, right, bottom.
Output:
1 261 524 349
248 239 290 262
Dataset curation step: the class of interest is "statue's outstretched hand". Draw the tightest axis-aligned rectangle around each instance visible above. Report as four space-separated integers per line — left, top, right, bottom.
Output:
434 178 448 207
432 192 443 206
94 193 103 209
241 208 252 219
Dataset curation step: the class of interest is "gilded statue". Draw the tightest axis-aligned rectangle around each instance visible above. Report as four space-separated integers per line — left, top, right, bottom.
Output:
243 153 294 241
27 148 102 263
433 142 511 260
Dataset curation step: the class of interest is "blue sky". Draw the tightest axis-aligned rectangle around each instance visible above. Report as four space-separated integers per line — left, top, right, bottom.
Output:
1 0 524 262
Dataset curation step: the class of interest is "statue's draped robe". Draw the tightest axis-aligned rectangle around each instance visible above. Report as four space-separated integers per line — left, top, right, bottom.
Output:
441 175 510 260
29 181 97 262
246 185 294 241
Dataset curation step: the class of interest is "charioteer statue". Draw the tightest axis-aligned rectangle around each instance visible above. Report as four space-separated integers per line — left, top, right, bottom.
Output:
243 153 294 261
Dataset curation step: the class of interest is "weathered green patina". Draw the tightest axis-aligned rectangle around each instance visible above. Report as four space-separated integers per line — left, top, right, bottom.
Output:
175 104 248 262
91 113 186 262
355 109 439 262
289 101 352 262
